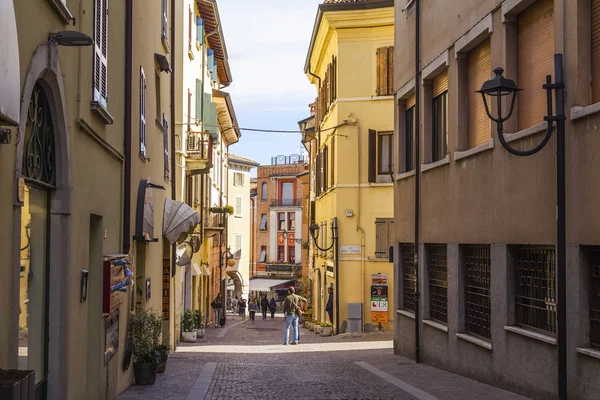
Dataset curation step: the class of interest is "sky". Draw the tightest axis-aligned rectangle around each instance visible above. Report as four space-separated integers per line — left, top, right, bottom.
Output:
217 0 322 168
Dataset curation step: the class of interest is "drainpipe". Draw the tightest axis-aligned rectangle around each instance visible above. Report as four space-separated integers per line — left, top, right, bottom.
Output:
250 196 255 278
123 0 133 255
170 0 177 345
414 0 421 364
355 120 366 331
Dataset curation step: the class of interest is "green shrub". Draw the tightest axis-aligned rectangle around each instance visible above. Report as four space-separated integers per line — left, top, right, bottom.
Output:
182 309 196 333
193 310 206 329
131 309 162 363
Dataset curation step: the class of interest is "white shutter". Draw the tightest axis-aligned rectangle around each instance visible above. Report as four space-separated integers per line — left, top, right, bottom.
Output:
235 196 242 216
93 0 108 107
162 0 168 39
163 114 169 180
140 67 147 157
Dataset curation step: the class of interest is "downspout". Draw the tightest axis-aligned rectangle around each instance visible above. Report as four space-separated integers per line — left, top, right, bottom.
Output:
250 196 255 278
170 0 177 345
355 120 366 331
123 0 133 255
414 0 421 364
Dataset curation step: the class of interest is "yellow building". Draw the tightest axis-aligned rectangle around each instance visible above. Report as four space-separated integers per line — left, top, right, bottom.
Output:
303 0 396 332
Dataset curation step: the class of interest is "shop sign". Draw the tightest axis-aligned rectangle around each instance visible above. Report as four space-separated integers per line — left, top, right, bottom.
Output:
371 273 388 286
102 255 131 315
162 260 170 320
371 285 388 301
371 301 388 311
104 309 119 364
371 311 388 323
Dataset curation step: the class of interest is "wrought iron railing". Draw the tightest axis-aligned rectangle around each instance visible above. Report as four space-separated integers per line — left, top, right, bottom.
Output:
514 246 556 335
589 248 600 349
402 243 416 313
205 211 225 228
428 244 448 324
265 263 301 274
463 245 491 340
270 198 303 207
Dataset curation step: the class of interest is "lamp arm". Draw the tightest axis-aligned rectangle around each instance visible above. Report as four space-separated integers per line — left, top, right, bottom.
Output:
311 237 335 252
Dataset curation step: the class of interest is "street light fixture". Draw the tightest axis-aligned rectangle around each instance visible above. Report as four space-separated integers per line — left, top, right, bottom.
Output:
478 54 567 400
308 218 340 334
48 31 93 47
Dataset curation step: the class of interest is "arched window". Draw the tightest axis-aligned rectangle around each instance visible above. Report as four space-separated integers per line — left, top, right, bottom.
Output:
261 182 267 201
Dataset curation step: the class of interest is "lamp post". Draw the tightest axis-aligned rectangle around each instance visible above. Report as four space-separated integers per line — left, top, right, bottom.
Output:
219 245 234 323
308 218 339 334
477 54 566 400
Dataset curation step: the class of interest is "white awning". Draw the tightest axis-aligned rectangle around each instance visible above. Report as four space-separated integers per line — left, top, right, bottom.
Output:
163 199 201 244
0 0 20 126
249 278 295 292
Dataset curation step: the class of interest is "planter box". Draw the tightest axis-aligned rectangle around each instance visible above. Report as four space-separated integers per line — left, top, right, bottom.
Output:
321 326 333 336
157 353 168 374
196 328 205 338
0 370 35 400
133 363 157 385
182 331 197 342
314 325 322 334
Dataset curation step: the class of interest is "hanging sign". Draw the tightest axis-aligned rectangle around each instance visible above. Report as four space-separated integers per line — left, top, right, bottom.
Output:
162 260 170 320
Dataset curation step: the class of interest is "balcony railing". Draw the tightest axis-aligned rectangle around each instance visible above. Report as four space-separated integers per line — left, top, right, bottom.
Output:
265 263 301 274
186 131 213 175
270 198 302 207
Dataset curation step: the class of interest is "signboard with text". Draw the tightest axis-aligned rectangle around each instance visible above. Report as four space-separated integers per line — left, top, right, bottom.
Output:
162 260 170 320
371 273 389 323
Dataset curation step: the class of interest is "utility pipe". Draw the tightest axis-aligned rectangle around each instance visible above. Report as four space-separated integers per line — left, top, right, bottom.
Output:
123 0 133 255
414 0 421 364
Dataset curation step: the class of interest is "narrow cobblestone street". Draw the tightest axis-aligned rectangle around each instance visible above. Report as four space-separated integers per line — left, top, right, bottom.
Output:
117 314 532 400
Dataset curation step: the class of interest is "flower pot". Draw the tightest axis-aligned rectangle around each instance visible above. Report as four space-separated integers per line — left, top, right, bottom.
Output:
314 325 322 334
321 326 333 336
307 322 314 331
182 331 197 342
196 328 205 338
0 370 35 400
133 362 158 385
157 353 168 374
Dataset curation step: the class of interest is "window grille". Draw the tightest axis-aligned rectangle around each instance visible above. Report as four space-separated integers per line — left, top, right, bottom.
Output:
428 244 447 324
589 248 600 349
514 246 556 335
463 245 491 340
375 218 394 259
402 243 416 313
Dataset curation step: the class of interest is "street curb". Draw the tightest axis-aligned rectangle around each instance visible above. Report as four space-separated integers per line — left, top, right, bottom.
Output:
355 361 439 400
186 362 217 400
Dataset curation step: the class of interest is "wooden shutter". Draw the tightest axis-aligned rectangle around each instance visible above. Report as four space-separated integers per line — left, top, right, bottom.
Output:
593 0 600 102
467 39 491 148
140 68 147 157
376 47 389 96
387 47 395 95
368 129 377 183
432 70 448 98
323 145 328 191
517 0 554 130
406 93 416 109
162 0 168 39
163 114 169 180
326 66 331 109
93 0 108 107
195 79 202 121
197 17 204 45
188 6 193 52
332 56 337 102
330 135 335 187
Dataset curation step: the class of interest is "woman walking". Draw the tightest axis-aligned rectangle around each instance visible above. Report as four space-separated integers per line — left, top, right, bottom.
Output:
249 298 258 324
269 297 277 320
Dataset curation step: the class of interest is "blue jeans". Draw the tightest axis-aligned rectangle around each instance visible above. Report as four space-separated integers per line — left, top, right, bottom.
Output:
284 314 299 344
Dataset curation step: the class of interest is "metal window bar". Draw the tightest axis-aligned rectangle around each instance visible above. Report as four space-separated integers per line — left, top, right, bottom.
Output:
428 244 448 324
463 245 491 340
402 243 416 312
514 246 556 335
589 248 600 349
376 218 393 259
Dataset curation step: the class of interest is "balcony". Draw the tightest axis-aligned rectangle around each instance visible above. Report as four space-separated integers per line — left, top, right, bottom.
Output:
186 131 213 176
203 209 226 239
270 198 302 208
264 263 301 277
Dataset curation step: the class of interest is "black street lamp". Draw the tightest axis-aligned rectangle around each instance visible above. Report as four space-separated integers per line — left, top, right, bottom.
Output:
308 218 339 334
478 54 566 400
219 245 234 324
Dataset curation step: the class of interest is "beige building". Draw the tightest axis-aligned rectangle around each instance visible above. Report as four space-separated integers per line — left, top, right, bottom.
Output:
393 0 600 399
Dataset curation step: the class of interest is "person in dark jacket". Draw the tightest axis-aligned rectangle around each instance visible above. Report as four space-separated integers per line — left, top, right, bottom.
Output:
212 292 224 327
260 295 269 320
269 297 277 320
325 287 334 324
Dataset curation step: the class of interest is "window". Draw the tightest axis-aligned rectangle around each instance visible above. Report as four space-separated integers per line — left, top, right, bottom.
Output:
281 182 294 206
589 247 600 349
259 246 267 262
378 132 393 175
234 172 244 187
402 244 416 312
139 67 147 157
163 114 169 180
235 196 242 217
323 146 328 192
289 246 296 263
196 16 204 46
259 214 267 231
261 182 267 201
195 78 202 122
514 246 556 335
463 245 491 340
316 56 337 126
161 0 168 40
235 234 242 259
376 46 394 96
93 0 108 108
405 100 415 171
593 0 600 102
188 6 193 54
277 246 285 263
432 71 448 162
155 72 161 121
278 213 286 231
517 0 554 130
467 39 491 148
331 135 335 187
375 218 394 259
288 213 295 231
427 244 447 324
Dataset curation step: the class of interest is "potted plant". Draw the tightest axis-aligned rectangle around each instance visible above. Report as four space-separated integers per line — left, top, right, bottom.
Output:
306 320 314 331
181 309 197 342
314 322 322 334
320 321 334 336
131 309 162 385
209 205 234 215
194 310 206 338
156 344 171 374
0 369 35 400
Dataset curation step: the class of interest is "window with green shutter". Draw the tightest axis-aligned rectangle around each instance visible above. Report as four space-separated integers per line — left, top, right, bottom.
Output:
196 17 204 45
195 79 202 121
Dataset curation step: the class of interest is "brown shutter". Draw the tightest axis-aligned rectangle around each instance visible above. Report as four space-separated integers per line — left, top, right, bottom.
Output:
467 39 492 148
332 56 337 101
432 70 448 98
323 145 328 191
368 129 377 183
406 93 416 109
387 46 395 96
517 0 554 130
592 0 600 102
331 135 335 187
376 47 388 96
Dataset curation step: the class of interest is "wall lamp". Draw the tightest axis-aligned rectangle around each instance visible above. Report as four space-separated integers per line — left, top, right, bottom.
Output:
48 31 93 47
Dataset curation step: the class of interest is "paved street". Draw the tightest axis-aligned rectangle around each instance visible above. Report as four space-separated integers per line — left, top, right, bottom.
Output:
117 314 531 400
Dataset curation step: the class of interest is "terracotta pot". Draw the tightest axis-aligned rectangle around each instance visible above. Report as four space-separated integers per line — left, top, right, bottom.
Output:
133 362 158 385
182 331 197 342
321 326 333 336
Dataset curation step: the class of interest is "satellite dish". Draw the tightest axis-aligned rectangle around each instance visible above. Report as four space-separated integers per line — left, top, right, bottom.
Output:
176 242 193 266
